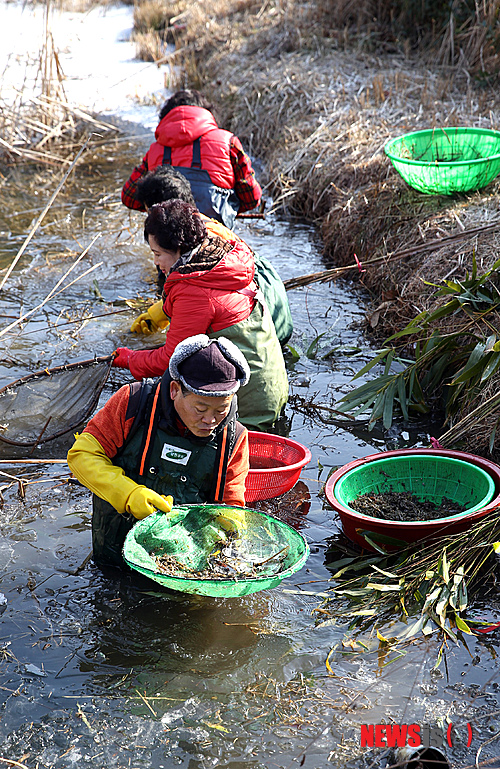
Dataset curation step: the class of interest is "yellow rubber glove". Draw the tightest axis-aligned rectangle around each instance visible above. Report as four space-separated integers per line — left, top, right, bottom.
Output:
125 487 173 520
130 300 170 335
67 432 173 519
214 507 247 536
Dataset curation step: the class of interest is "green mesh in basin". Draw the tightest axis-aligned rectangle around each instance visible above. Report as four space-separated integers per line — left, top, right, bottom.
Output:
123 505 309 597
334 455 495 521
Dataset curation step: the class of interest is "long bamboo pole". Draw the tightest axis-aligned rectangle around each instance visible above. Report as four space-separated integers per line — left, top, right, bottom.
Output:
0 139 89 291
283 219 500 291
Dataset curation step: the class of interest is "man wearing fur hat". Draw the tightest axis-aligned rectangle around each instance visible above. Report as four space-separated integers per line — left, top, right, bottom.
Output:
67 335 250 569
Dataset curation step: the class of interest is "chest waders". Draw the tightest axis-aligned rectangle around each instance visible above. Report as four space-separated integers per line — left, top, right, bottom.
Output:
209 290 289 431
162 139 240 230
201 217 293 348
92 380 236 569
253 252 293 346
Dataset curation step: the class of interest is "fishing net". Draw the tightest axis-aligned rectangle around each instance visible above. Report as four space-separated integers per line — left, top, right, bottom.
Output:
123 505 309 597
0 355 114 447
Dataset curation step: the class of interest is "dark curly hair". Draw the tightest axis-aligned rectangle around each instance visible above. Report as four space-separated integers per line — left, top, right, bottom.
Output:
158 89 212 122
136 166 196 209
144 200 207 253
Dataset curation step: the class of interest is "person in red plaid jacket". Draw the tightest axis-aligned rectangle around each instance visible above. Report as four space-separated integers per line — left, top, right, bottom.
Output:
121 89 262 230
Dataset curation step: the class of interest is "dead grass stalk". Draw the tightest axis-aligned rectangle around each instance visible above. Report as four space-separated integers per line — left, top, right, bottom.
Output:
0 0 119 171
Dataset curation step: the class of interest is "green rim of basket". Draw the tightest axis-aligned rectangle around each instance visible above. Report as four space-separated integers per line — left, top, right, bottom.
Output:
384 127 500 194
384 127 500 167
122 505 309 597
333 454 496 523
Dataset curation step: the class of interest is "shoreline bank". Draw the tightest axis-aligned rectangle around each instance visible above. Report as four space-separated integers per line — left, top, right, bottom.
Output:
169 0 500 456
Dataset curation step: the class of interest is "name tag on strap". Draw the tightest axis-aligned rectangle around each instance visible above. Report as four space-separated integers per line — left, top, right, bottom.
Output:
161 443 192 465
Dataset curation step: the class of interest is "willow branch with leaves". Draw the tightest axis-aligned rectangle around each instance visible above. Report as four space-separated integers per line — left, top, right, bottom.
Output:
318 510 500 664
335 256 500 442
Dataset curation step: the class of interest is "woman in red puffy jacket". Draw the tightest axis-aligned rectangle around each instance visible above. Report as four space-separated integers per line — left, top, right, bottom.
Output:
113 200 288 431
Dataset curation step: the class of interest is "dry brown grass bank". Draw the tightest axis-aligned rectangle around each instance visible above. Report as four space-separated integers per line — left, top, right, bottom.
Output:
159 0 500 453
164 1 500 324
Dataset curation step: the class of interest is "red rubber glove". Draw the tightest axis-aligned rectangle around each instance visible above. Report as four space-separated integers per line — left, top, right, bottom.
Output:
112 347 132 369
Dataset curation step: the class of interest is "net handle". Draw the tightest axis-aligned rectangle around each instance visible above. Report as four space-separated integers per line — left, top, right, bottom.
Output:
0 354 116 394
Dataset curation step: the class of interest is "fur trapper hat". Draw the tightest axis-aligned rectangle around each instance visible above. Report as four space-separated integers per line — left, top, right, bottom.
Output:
169 335 250 396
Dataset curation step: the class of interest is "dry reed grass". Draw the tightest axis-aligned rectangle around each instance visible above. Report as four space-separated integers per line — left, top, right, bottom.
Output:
31 0 128 10
0 0 120 173
172 2 500 285
440 375 500 461
132 30 166 63
131 0 186 61
132 0 185 35
308 0 500 78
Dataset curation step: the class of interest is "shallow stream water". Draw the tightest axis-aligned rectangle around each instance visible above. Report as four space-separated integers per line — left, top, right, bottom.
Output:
1 123 500 769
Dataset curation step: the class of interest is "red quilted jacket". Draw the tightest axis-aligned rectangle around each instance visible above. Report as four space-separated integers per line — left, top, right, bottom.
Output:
146 106 235 189
128 237 256 380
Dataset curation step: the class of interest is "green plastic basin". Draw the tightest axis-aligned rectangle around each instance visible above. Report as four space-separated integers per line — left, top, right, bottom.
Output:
325 451 497 550
123 505 309 597
384 127 500 194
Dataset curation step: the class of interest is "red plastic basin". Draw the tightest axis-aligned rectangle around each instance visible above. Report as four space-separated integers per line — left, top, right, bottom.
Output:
324 448 500 551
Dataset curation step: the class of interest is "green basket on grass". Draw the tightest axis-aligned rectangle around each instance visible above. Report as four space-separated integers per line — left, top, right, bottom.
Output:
334 454 496 519
384 127 500 194
122 504 309 597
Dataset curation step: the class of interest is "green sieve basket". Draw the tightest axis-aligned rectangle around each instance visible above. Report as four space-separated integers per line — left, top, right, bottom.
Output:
327 453 496 550
335 455 495 517
122 504 309 597
384 127 500 194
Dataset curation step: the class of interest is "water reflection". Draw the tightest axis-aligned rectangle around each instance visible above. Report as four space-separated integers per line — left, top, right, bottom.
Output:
82 577 269 682
252 481 311 528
